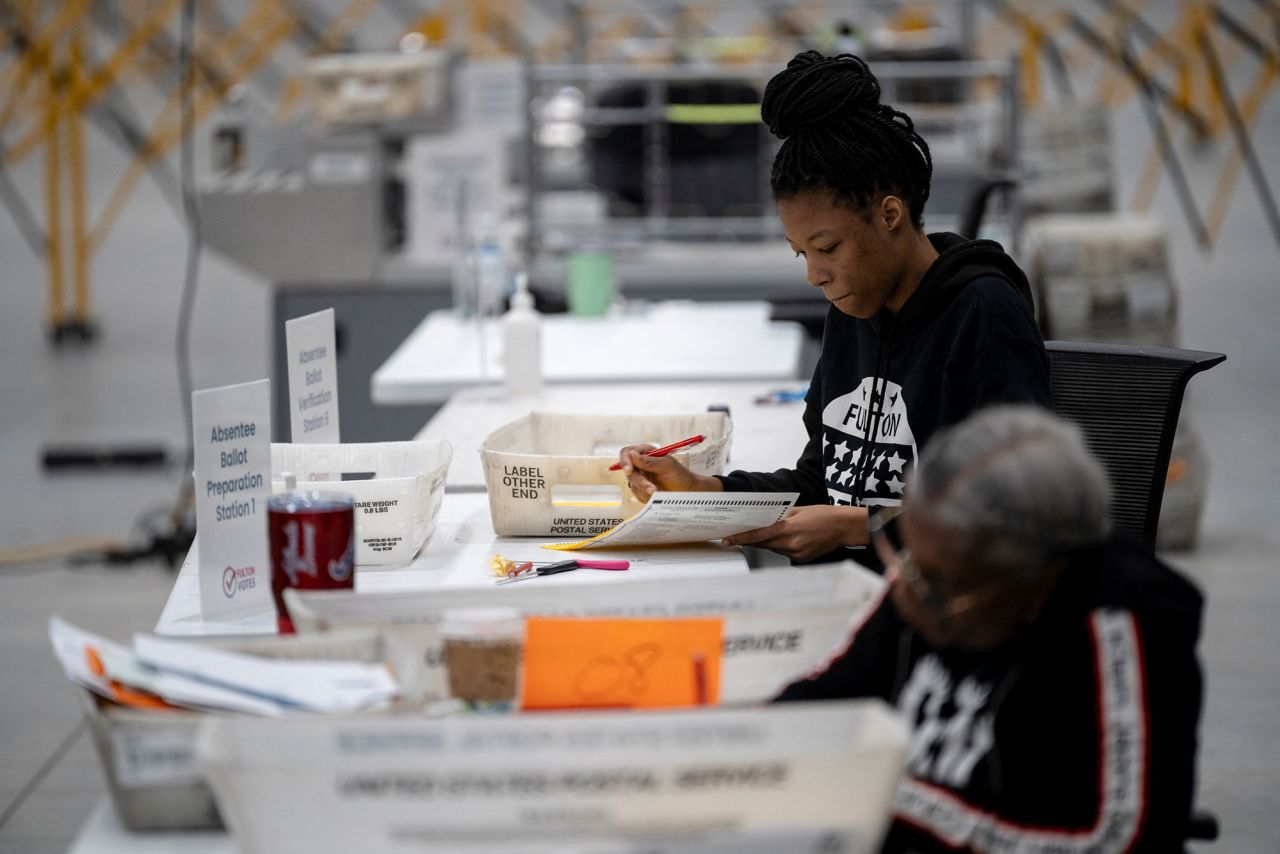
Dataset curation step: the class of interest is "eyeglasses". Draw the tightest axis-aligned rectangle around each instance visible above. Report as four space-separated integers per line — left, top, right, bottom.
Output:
869 520 1010 622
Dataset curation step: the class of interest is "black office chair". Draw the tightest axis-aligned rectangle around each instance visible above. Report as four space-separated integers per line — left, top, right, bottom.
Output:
1045 340 1226 550
1048 341 1225 845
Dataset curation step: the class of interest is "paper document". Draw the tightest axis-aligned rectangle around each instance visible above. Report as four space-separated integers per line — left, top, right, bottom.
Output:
49 617 129 699
546 491 797 550
133 634 397 714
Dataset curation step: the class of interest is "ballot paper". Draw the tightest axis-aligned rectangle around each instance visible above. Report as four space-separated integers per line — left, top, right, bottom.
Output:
133 634 397 714
50 617 399 716
49 617 287 715
546 491 798 550
49 616 128 699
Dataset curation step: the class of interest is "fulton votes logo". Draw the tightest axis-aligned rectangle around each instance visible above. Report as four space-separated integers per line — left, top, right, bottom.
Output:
222 564 257 598
821 377 917 509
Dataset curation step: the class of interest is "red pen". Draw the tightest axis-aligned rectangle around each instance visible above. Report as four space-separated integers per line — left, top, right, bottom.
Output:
608 435 705 471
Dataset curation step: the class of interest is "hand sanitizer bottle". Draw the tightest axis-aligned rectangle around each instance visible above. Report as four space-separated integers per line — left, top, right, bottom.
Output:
502 272 542 396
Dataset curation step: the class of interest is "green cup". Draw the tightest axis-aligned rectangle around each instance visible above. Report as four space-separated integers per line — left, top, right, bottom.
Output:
566 252 614 316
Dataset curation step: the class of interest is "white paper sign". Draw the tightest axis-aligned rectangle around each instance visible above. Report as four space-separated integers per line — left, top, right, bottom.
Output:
405 131 505 266
192 379 273 621
456 60 525 131
286 308 340 444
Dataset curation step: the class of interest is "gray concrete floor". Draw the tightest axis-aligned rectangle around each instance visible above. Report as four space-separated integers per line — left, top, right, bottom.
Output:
3 64 1280 854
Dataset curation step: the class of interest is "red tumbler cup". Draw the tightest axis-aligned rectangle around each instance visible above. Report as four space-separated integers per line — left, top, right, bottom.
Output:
267 490 355 634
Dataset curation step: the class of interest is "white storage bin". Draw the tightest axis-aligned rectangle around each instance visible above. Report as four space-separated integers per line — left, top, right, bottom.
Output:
479 412 731 537
270 440 451 566
82 629 397 832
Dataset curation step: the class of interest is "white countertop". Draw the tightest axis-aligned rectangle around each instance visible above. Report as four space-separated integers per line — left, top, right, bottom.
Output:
70 800 239 854
371 301 805 405
155 492 748 637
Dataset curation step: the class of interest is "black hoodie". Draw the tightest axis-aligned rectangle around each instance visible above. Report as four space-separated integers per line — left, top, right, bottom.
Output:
719 233 1051 528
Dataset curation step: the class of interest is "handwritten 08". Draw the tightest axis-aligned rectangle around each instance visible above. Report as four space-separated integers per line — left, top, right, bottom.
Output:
520 618 723 710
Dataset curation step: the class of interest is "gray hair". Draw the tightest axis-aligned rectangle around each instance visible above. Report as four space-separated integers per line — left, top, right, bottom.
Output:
909 406 1111 581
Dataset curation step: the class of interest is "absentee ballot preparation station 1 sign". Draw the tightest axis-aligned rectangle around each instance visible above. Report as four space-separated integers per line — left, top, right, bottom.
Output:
192 379 273 621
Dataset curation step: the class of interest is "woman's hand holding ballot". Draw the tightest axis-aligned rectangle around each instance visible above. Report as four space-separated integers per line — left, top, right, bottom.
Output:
722 505 869 562
616 445 727 504
618 444 723 501
618 445 870 561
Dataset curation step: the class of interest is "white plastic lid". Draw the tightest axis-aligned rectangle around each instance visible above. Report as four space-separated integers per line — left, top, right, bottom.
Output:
511 272 535 311
439 607 524 640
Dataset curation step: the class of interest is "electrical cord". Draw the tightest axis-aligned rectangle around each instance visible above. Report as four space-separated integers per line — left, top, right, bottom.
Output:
0 502 191 569
171 0 200 535
0 538 127 567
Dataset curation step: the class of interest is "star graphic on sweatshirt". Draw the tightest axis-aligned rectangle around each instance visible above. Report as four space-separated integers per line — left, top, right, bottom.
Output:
838 467 853 486
863 473 880 493
831 440 850 462
886 475 906 494
826 461 841 482
886 452 906 473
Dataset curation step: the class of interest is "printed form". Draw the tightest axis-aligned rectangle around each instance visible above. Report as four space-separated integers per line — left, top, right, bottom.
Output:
547 491 798 550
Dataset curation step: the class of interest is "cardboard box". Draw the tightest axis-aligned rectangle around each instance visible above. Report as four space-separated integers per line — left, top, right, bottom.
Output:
1024 213 1177 342
305 50 451 125
480 412 732 536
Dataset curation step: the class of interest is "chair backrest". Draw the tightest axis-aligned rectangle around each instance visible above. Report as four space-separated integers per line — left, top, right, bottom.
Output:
1046 340 1225 548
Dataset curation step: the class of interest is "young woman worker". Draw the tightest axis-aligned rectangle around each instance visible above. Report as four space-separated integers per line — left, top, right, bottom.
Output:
619 51 1052 565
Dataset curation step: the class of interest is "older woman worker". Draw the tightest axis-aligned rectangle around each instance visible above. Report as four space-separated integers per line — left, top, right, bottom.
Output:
777 406 1205 853
619 52 1050 564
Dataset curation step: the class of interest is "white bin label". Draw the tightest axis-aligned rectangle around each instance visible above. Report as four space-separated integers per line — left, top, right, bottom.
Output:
110 728 201 788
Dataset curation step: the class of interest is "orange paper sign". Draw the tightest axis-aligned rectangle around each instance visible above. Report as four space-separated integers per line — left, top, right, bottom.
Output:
520 617 723 710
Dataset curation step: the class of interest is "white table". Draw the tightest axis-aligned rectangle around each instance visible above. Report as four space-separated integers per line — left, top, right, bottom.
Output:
155 492 748 638
371 300 805 405
416 381 810 492
70 799 238 854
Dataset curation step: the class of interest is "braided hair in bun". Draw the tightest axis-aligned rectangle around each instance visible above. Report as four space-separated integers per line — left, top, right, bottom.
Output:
761 51 933 227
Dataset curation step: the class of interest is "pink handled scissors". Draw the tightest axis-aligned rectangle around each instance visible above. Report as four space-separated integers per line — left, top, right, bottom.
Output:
494 558 629 584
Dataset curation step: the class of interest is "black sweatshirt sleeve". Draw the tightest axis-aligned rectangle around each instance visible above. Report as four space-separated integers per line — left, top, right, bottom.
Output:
773 590 898 702
716 365 829 505
948 276 1053 414
1132 577 1205 850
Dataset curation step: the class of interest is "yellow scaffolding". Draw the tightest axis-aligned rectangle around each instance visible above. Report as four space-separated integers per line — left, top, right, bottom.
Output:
0 0 1277 340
